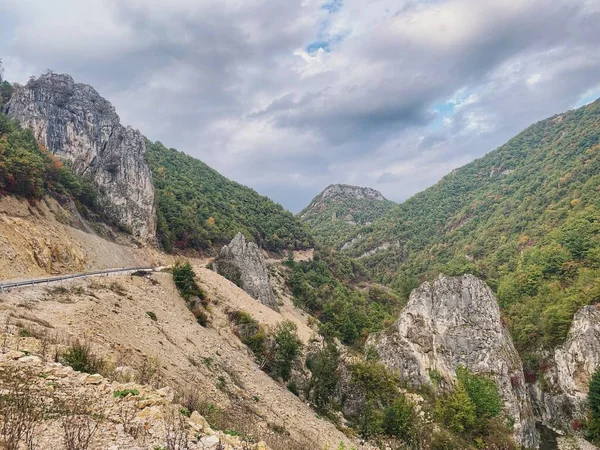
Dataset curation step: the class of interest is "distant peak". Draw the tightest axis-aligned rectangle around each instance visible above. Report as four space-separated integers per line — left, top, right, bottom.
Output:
319 184 387 202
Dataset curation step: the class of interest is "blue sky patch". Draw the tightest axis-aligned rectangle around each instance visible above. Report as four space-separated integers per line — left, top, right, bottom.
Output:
322 0 343 13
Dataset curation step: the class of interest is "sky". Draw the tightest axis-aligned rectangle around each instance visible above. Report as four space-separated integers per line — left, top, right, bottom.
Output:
1 0 600 212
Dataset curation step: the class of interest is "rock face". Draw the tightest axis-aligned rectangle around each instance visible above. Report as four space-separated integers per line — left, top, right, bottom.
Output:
367 274 537 448
4 72 156 242
213 233 277 308
529 305 600 433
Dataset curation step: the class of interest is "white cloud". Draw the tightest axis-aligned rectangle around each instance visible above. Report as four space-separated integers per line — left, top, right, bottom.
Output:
1 0 599 211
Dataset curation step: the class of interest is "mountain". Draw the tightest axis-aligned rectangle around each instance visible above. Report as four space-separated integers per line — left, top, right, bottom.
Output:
146 140 312 253
344 98 600 354
3 72 311 253
299 184 394 248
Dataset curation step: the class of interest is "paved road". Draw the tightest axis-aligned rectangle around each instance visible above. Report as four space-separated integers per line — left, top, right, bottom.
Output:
0 266 157 292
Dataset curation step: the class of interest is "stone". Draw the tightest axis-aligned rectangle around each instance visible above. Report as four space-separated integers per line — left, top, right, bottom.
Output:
156 386 174 402
4 73 156 241
6 351 25 360
198 435 220 449
84 373 104 384
189 411 212 434
212 232 277 308
367 274 537 448
136 405 163 421
18 355 42 364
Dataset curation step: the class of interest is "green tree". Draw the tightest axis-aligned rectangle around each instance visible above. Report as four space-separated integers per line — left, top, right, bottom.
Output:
588 367 600 444
268 321 303 381
306 342 340 412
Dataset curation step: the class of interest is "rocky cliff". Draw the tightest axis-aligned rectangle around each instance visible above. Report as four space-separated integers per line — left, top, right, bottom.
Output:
367 274 537 448
212 233 277 308
4 72 156 242
529 305 600 433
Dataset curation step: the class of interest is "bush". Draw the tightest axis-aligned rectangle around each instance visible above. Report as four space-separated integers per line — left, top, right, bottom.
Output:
228 312 302 383
62 341 106 374
228 310 268 358
456 366 502 420
383 396 417 441
172 261 205 301
435 383 476 434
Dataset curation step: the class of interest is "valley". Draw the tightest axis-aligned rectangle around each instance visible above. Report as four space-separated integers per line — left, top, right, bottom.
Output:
0 67 599 450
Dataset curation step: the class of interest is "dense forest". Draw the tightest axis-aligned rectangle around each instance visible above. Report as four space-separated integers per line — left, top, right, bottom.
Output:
299 185 395 248
342 98 600 356
145 141 313 253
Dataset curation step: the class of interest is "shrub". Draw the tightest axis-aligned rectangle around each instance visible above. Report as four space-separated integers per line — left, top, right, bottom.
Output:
62 399 101 450
172 261 205 301
434 383 476 434
146 311 158 321
383 396 417 441
228 310 268 358
62 340 106 374
0 368 45 450
114 389 139 398
456 366 502 420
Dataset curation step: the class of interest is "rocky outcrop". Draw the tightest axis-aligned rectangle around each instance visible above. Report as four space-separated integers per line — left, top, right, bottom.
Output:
529 305 600 433
212 233 277 308
367 274 537 448
317 184 386 203
4 72 156 242
300 184 391 225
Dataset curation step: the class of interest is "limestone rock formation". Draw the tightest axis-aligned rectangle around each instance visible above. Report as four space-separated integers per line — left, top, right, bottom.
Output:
212 233 277 308
367 274 537 448
4 72 156 242
529 305 600 433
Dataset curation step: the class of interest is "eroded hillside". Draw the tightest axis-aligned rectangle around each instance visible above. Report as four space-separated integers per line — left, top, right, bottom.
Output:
0 266 355 450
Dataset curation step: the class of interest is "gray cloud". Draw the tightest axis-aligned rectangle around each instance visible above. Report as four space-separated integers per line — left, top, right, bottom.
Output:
1 0 599 212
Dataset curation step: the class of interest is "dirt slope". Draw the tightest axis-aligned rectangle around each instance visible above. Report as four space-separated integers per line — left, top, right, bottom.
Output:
0 195 167 281
0 268 355 449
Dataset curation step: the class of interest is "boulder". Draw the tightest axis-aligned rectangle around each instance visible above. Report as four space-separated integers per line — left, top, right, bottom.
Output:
212 233 277 308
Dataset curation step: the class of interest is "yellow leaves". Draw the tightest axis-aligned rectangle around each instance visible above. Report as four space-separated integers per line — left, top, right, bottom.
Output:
206 216 216 227
571 198 581 207
157 166 165 175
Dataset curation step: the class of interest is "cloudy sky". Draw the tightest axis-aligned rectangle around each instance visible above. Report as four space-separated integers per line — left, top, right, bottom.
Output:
1 0 600 212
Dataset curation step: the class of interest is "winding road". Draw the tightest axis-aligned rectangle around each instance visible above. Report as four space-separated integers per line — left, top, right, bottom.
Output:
0 266 157 292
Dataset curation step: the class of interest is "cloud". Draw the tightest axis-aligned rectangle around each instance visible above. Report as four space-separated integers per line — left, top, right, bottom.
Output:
1 0 599 212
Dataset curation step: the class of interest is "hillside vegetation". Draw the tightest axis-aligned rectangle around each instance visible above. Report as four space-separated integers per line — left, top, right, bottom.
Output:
346 98 600 354
145 141 313 253
299 184 394 248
